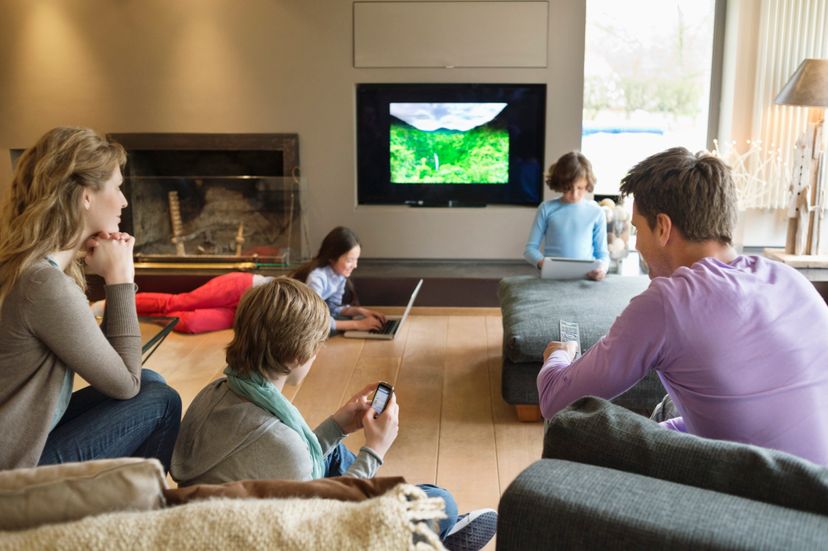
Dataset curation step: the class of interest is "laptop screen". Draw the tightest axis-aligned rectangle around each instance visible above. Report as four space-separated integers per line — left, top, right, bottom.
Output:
396 279 424 330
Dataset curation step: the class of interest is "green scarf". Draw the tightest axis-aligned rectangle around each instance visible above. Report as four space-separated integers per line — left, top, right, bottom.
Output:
223 366 325 479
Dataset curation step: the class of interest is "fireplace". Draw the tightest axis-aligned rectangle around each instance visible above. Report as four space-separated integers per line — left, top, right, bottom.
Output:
109 133 303 270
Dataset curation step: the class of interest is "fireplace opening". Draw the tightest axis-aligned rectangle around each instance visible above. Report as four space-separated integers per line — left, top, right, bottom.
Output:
109 133 303 269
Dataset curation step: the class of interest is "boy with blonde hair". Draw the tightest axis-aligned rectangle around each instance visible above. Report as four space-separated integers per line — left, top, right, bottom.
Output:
172 277 497 550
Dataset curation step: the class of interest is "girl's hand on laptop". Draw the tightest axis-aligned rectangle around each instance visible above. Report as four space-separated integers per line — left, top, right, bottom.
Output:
363 394 399 459
351 307 387 324
352 316 384 331
331 383 374 434
367 308 387 324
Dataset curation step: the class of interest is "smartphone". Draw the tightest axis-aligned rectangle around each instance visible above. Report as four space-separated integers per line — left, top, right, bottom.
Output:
370 382 394 415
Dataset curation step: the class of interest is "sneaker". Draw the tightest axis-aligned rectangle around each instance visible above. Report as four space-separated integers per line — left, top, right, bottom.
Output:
443 508 498 551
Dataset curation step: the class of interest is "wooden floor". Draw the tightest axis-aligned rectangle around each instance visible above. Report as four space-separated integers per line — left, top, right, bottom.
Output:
141 308 544 545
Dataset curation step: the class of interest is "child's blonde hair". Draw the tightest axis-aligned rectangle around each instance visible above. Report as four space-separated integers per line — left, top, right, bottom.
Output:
225 277 329 378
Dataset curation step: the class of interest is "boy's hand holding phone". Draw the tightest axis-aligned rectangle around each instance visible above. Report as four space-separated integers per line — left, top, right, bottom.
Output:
331 384 375 434
363 391 399 460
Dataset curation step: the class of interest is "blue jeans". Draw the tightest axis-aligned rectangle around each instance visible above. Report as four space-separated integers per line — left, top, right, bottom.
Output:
325 443 459 537
39 369 181 473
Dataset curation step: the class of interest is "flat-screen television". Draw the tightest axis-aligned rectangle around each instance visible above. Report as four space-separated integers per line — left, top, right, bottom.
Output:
356 83 546 207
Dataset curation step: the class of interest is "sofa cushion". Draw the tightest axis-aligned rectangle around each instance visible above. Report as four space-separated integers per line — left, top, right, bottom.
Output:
164 475 407 505
0 484 445 550
0 458 166 531
499 459 828 551
499 275 649 364
543 396 828 516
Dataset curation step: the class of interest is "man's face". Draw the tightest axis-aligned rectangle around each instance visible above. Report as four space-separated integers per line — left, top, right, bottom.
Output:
631 203 669 279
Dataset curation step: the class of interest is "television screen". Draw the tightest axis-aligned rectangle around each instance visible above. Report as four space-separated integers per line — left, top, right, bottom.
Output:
390 102 509 184
357 83 546 206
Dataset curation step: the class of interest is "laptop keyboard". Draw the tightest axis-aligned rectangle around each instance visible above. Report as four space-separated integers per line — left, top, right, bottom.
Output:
373 319 400 335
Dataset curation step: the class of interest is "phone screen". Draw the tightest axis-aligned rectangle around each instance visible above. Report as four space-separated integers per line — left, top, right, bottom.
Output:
371 384 392 414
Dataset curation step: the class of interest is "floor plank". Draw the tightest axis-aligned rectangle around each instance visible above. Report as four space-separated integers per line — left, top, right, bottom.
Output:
380 315 448 483
485 316 544 493
437 316 501 513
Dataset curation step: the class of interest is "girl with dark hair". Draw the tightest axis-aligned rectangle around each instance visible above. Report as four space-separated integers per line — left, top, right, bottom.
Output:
292 226 386 333
523 151 609 280
100 227 383 335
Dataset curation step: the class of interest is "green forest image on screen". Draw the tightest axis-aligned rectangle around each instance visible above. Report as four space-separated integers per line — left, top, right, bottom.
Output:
389 102 509 184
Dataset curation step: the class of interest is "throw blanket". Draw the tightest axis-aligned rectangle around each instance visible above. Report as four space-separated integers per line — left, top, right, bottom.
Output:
0 484 447 551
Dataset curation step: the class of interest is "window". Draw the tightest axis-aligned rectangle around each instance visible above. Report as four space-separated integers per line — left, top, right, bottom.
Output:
582 0 718 195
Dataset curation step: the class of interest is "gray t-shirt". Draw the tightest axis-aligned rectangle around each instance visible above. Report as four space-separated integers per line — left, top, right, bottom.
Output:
171 378 382 486
0 259 141 468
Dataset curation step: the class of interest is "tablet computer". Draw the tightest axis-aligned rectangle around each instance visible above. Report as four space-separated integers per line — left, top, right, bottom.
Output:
540 257 602 280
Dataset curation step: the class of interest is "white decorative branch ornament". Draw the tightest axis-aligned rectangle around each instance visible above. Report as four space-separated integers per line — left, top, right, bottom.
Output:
711 139 789 211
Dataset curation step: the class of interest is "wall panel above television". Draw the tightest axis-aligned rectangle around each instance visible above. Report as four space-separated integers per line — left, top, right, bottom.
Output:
356 83 546 207
353 2 548 68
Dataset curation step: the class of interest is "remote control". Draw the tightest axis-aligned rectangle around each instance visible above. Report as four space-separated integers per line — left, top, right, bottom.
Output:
559 320 582 358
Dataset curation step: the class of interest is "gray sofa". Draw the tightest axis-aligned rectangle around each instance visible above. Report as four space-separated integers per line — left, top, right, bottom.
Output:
498 275 664 418
497 397 828 549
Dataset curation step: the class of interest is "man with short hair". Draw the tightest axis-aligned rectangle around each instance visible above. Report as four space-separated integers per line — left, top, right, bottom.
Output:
537 147 828 466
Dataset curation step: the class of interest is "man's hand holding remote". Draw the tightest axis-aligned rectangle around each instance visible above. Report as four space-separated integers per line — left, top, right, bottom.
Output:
543 341 579 363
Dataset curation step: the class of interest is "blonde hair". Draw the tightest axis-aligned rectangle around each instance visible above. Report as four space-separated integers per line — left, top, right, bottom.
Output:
225 277 330 379
0 127 126 306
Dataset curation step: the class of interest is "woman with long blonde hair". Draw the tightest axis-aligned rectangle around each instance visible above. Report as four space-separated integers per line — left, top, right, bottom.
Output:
0 127 181 471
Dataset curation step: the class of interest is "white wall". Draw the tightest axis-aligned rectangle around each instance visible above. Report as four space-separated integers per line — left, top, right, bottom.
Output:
0 0 586 259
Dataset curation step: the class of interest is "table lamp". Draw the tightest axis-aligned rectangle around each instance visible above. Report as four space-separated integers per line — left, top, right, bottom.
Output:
774 58 828 256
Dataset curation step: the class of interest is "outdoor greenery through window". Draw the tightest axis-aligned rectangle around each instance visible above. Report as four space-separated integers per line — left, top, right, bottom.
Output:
582 0 717 196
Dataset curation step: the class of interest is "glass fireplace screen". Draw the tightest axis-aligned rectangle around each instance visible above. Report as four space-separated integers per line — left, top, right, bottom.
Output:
124 175 304 268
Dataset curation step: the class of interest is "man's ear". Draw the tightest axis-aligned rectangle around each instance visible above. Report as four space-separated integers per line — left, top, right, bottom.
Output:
655 213 672 246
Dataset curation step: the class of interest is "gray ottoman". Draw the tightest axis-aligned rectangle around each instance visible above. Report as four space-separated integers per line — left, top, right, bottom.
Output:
498 275 664 419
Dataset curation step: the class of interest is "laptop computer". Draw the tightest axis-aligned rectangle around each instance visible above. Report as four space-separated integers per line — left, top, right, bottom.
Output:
344 279 423 340
540 257 602 280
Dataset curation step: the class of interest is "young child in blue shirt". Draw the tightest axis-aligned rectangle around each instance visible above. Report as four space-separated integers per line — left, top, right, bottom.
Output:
292 226 387 333
523 151 609 280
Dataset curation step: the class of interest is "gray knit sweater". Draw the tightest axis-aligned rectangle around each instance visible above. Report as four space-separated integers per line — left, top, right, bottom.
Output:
0 259 141 469
171 378 382 486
